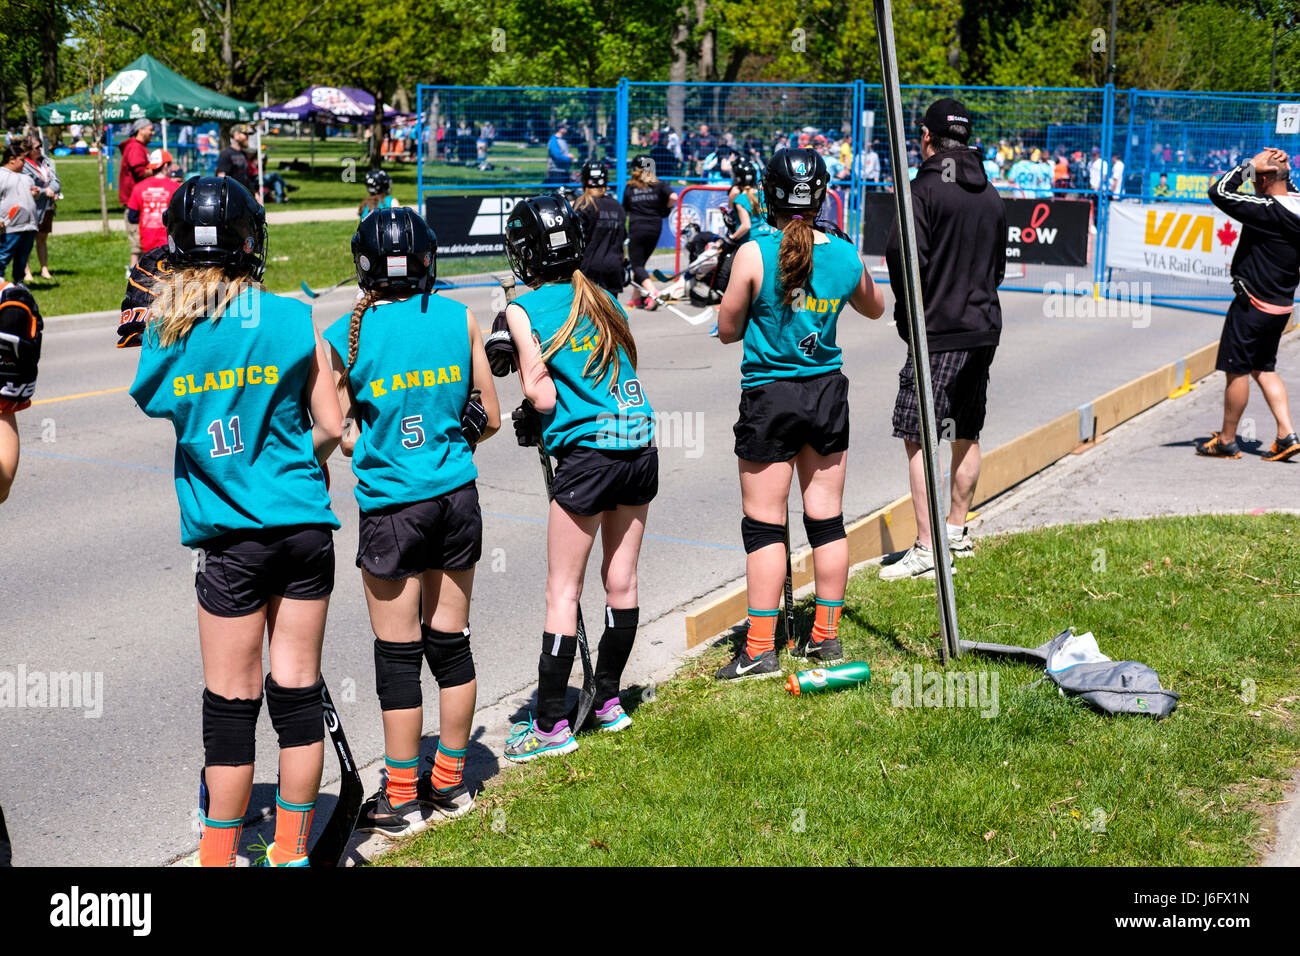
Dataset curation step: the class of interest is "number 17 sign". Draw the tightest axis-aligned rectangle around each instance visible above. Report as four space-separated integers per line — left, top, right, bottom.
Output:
1277 103 1300 134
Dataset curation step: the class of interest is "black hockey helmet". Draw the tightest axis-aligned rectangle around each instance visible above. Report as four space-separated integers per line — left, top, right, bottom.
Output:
581 160 608 189
164 176 268 279
504 194 585 285
631 154 655 177
352 206 437 295
732 157 758 188
365 168 392 195
763 148 828 228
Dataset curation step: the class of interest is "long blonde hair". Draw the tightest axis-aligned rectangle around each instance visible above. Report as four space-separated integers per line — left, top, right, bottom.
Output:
346 289 381 370
150 265 256 348
629 166 658 187
777 214 815 306
575 185 604 212
540 269 637 385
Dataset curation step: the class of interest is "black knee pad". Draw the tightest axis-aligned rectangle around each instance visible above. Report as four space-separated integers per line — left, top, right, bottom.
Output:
264 675 325 749
374 638 424 711
422 625 476 689
804 513 846 548
741 515 787 554
202 689 262 767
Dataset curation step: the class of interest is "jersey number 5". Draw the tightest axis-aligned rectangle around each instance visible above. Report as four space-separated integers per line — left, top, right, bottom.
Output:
401 414 426 449
208 416 245 458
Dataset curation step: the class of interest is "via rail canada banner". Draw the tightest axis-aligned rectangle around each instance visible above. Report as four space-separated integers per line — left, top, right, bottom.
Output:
1106 201 1240 283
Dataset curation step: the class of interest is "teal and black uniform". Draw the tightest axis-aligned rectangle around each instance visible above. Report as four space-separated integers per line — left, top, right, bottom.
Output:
361 195 396 220
513 282 659 515
130 287 338 613
734 191 775 240
733 229 864 462
323 294 483 576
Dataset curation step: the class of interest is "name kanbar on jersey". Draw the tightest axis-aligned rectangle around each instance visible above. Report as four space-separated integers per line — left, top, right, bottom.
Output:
740 231 864 389
129 287 338 546
323 294 478 513
512 283 656 452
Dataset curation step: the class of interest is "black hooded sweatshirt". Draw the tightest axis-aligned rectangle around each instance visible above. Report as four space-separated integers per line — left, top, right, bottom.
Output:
885 147 1006 352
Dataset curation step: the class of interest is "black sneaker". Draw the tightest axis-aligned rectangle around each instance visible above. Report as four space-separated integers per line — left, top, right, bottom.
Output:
794 636 845 665
1263 433 1300 462
417 772 475 820
1195 431 1242 458
715 648 782 682
355 781 434 837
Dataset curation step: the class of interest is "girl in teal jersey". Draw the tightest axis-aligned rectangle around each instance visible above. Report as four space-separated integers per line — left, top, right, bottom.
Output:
714 149 884 683
725 158 772 246
324 208 500 835
359 169 398 220
487 194 658 761
129 178 344 866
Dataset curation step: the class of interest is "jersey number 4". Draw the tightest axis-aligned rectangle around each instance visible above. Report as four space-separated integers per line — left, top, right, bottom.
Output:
798 333 819 357
208 416 245 458
609 379 646 410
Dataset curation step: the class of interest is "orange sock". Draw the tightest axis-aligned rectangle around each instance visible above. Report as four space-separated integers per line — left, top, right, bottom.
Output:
431 742 467 792
198 813 243 868
811 598 843 644
385 755 419 804
268 792 314 865
745 608 779 658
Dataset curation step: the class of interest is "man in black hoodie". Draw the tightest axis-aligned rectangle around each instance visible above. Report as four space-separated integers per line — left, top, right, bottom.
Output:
881 98 1006 581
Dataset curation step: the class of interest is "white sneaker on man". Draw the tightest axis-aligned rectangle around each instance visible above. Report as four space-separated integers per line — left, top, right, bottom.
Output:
948 525 975 558
879 542 953 581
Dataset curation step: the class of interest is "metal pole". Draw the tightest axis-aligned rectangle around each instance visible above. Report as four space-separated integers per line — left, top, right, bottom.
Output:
872 0 961 663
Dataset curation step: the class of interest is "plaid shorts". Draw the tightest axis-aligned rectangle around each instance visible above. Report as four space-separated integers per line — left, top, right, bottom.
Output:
892 346 996 443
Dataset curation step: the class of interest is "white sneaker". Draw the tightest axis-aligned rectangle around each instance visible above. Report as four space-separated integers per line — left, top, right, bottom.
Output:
948 526 975 558
880 543 939 581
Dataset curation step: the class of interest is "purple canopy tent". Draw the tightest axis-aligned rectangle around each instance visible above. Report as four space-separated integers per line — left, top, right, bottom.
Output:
262 85 410 170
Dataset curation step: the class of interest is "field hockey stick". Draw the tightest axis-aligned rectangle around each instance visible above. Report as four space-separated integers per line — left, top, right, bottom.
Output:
308 679 363 867
641 286 715 326
783 506 796 651
499 275 598 734
300 275 356 299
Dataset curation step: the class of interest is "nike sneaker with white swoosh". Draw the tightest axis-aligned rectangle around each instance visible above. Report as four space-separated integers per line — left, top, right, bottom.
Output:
715 648 782 682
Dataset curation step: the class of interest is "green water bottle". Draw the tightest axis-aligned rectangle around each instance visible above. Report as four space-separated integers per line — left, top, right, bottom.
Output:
785 661 871 696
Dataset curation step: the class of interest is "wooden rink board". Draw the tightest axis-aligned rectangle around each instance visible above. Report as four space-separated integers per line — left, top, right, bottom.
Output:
682 327 1289 649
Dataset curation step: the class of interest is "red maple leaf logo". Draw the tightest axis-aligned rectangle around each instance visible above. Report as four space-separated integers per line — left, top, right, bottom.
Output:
1217 220 1239 250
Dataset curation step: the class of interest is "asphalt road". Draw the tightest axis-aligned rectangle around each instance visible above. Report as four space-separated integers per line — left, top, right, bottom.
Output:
0 277 1227 865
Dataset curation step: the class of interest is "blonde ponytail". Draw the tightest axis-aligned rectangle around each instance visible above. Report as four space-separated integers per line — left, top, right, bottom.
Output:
541 269 638 385
149 265 255 348
347 290 380 370
777 215 815 305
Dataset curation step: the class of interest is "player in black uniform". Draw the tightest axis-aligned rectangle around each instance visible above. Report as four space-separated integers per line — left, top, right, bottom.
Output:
1198 147 1300 461
622 155 677 311
0 279 42 503
575 160 628 298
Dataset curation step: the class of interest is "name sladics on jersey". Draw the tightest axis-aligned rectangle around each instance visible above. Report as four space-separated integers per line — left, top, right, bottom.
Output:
368 365 463 398
172 365 280 396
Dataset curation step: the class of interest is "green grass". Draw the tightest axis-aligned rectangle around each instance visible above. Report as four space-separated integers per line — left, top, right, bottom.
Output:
377 514 1300 867
27 223 511 317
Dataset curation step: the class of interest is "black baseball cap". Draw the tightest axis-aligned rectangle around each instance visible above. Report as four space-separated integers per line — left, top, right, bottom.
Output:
921 98 971 144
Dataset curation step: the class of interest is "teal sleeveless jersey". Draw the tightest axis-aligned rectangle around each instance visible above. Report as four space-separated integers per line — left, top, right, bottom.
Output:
130 287 339 546
360 195 396 220
736 191 776 239
513 283 655 452
323 294 477 513
740 231 864 389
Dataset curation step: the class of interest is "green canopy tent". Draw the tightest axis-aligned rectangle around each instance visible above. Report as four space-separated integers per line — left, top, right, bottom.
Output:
35 53 259 199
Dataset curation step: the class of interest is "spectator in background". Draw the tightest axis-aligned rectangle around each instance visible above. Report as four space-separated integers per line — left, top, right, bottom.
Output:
1088 147 1105 233
860 141 881 184
216 124 257 195
117 119 154 270
546 119 575 183
1108 152 1126 199
22 136 59 281
1053 150 1070 191
126 149 180 254
983 146 1000 183
0 143 40 281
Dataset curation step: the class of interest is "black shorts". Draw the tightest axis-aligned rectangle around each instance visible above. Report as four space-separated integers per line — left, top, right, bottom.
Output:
195 526 335 617
892 346 996 443
551 445 659 516
733 371 850 463
1216 297 1291 374
357 481 483 579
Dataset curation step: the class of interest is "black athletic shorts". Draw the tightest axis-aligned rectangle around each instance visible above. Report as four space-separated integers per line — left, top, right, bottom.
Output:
1216 297 1291 374
733 370 850 463
195 525 335 617
892 345 996 443
551 445 659 516
357 481 483 579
